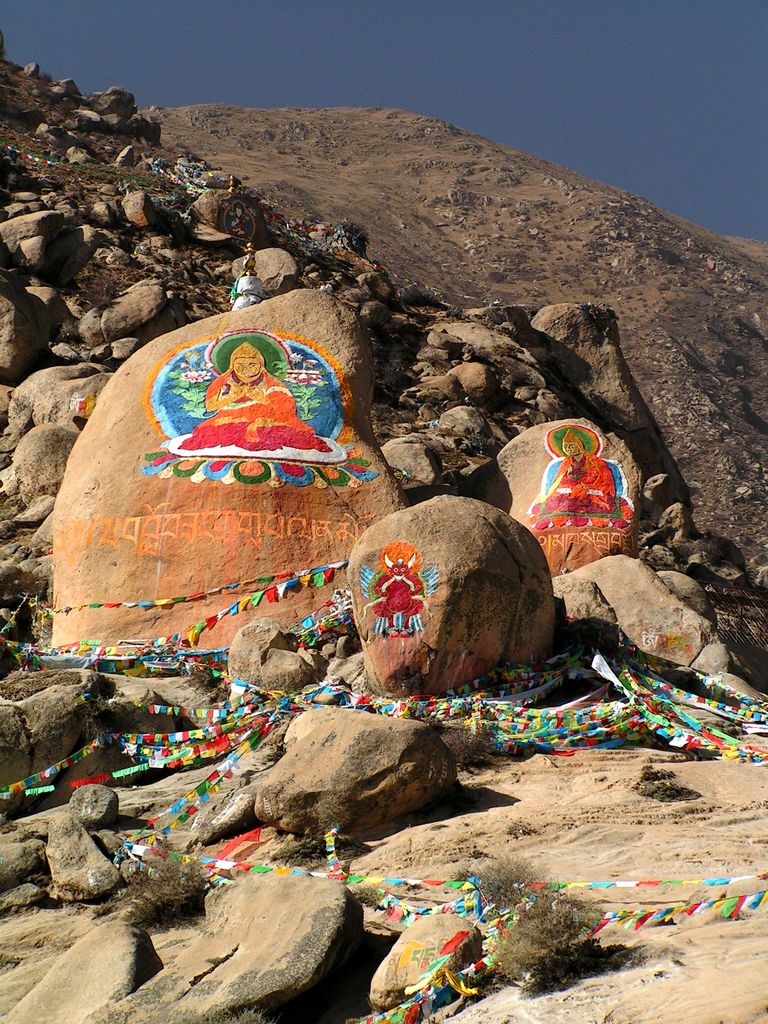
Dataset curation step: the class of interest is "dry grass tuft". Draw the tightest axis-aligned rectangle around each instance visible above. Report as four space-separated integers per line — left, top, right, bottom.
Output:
478 856 634 995
174 1010 275 1024
124 859 206 928
633 764 701 802
436 724 499 768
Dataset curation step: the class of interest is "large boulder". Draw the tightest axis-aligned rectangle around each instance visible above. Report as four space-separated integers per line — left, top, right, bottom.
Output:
1 424 78 504
134 873 362 1018
46 813 123 901
252 706 456 834
530 304 686 498
7 921 162 1024
370 916 483 1011
564 554 718 665
348 495 554 696
0 270 49 383
51 292 406 645
480 418 642 575
191 190 271 248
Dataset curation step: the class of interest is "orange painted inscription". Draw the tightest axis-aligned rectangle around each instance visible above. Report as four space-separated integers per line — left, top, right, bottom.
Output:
57 503 374 565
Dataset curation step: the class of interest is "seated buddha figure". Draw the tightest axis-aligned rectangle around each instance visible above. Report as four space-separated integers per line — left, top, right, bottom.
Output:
528 427 633 530
177 342 333 458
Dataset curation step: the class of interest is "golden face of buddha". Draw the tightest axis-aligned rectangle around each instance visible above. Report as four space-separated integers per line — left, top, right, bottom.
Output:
230 345 266 383
562 429 587 457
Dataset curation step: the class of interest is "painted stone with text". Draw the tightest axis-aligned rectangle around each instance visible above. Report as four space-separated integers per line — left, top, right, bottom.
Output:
51 291 405 645
481 418 642 575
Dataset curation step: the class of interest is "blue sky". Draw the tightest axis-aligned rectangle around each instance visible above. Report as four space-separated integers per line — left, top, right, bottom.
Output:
3 1 766 239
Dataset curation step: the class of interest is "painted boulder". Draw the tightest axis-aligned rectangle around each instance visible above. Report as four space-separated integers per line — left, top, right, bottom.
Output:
51 291 405 646
481 418 642 576
348 495 554 696
191 190 271 247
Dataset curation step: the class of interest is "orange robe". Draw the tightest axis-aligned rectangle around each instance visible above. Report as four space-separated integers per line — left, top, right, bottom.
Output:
178 370 331 454
530 453 632 529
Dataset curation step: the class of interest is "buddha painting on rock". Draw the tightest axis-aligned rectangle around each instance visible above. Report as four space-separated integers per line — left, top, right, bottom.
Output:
528 424 634 531
154 330 348 465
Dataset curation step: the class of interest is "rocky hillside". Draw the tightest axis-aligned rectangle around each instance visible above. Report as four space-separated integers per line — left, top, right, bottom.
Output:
155 104 768 567
3 53 768 1024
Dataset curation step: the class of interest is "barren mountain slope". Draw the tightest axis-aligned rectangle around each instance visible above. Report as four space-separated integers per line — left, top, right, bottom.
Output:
155 104 768 566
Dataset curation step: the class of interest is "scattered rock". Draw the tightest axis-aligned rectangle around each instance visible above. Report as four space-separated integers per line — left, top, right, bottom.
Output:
530 304 686 494
69 783 119 829
656 570 717 623
190 786 258 845
6 363 110 436
381 437 442 485
46 813 123 901
0 882 46 913
1 424 78 504
0 838 46 891
120 190 156 227
41 224 103 285
228 618 324 688
236 247 300 295
135 873 362 1017
0 210 64 270
370 915 483 1011
252 706 456 833
0 269 50 383
447 361 498 403
100 283 167 341
564 554 717 666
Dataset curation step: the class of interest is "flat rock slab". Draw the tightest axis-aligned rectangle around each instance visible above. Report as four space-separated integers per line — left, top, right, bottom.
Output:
7 920 162 1024
131 872 363 1018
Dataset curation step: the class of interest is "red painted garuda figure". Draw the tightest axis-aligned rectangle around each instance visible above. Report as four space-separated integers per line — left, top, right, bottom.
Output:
359 542 439 638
